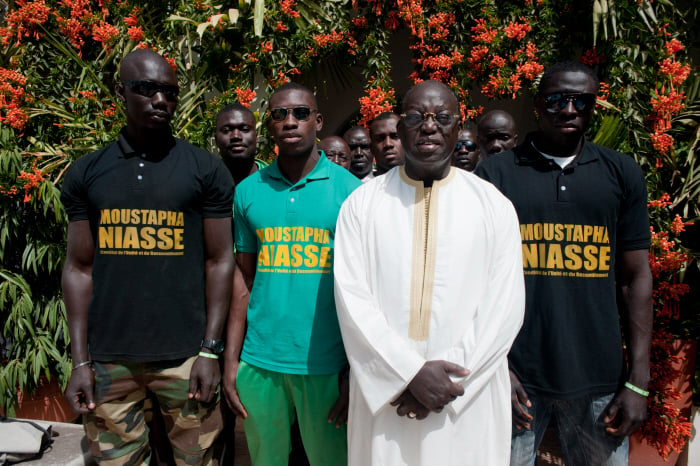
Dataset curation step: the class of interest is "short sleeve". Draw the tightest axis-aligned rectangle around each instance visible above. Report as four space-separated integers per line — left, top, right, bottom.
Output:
202 155 234 218
60 158 89 222
617 159 650 251
234 186 257 253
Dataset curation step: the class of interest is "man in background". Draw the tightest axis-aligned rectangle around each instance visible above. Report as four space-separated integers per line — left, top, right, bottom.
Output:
477 109 518 157
320 136 351 170
343 126 373 180
369 112 405 176
451 127 480 171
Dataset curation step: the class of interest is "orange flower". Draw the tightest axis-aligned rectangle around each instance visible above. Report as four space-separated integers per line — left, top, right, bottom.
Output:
358 85 396 127
0 0 51 46
274 21 287 33
92 21 119 47
651 131 674 155
124 12 138 27
503 18 530 41
279 0 300 18
234 88 256 108
128 26 144 42
664 39 684 56
261 41 273 53
658 58 690 86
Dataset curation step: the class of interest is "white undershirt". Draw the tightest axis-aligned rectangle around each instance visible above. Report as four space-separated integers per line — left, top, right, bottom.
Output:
531 141 576 168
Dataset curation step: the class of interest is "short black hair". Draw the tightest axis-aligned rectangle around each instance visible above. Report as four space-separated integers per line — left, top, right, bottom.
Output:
538 61 599 95
370 111 399 126
270 82 318 109
217 103 254 120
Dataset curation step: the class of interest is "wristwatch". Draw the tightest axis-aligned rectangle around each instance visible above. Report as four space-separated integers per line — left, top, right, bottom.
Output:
200 339 225 354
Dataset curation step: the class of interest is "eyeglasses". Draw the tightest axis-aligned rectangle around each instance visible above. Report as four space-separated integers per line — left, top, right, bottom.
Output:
400 111 460 128
123 80 180 101
268 106 315 121
455 141 477 151
542 93 597 114
326 153 350 161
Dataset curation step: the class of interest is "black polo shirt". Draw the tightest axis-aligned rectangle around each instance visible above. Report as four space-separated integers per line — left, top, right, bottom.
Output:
476 133 649 398
61 131 234 362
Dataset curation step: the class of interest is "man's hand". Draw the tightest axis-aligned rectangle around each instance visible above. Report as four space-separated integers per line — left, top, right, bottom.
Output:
510 370 533 430
188 356 221 403
390 390 430 420
327 371 349 428
603 388 647 437
407 360 469 412
222 362 248 418
65 365 96 414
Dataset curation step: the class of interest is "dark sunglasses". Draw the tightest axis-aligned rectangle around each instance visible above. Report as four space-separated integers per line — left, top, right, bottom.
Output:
123 80 179 101
400 111 460 128
542 93 597 114
268 106 315 121
455 140 477 151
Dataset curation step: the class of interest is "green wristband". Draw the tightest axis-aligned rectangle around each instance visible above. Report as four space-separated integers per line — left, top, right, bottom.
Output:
198 351 219 360
624 381 649 397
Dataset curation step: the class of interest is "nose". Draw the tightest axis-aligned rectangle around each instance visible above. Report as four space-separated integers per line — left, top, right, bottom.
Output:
421 115 438 132
282 112 298 128
151 91 168 107
560 98 578 115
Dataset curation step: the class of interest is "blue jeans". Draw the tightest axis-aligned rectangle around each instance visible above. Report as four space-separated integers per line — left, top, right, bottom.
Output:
510 392 628 466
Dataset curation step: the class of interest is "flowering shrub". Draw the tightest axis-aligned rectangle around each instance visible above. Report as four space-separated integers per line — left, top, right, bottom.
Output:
0 3 697 458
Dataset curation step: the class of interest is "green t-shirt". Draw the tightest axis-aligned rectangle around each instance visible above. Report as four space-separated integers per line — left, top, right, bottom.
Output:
234 153 361 374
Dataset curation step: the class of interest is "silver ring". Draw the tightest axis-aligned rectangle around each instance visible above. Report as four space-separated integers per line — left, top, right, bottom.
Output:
407 412 416 419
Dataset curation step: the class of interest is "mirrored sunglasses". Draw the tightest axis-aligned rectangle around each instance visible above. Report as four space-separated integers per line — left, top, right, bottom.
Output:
455 140 478 151
543 93 597 114
123 80 179 101
268 106 315 121
400 112 460 128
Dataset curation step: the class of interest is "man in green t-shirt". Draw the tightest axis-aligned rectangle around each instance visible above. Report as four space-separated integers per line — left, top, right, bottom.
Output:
229 83 361 466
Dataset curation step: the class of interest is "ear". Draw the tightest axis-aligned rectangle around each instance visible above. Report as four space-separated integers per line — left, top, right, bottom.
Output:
315 112 323 132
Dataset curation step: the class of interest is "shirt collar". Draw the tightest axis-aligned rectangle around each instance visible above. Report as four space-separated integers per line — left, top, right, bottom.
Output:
515 132 599 168
264 150 331 186
117 129 176 160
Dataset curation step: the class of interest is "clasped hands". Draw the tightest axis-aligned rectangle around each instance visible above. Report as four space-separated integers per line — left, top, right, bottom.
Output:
391 360 469 420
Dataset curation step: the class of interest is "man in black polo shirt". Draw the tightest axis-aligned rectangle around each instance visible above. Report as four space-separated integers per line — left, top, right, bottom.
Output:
61 49 234 465
476 61 653 466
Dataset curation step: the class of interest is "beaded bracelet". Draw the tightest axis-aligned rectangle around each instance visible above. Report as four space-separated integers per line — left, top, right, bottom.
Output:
198 351 219 360
72 360 92 370
624 381 649 397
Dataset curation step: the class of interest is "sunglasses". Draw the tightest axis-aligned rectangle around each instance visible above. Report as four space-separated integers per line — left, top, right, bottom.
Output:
542 93 597 114
123 80 179 101
268 106 315 121
455 140 477 151
400 112 460 128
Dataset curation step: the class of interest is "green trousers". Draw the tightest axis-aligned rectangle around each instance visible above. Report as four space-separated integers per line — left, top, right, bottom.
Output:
236 361 347 466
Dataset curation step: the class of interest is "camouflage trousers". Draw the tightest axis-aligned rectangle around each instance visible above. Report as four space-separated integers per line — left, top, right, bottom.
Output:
84 356 223 466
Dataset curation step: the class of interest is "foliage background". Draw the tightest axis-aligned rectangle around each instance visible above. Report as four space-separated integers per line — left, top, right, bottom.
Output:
0 0 698 458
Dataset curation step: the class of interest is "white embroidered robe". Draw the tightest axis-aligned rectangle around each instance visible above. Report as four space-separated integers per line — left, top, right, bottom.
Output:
334 166 525 465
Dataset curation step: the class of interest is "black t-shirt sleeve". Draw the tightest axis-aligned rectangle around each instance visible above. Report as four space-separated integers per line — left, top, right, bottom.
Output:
202 155 234 218
60 157 90 222
617 157 650 251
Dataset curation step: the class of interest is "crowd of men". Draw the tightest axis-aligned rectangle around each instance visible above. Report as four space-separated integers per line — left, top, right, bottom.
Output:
61 49 652 466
